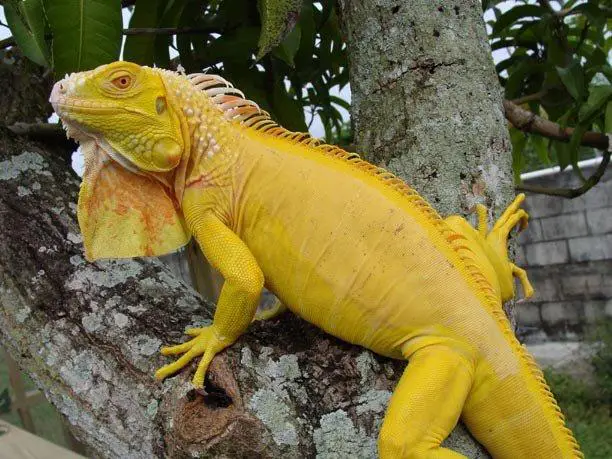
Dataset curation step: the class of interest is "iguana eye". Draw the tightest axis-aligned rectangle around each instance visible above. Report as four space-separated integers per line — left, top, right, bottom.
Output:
111 75 132 89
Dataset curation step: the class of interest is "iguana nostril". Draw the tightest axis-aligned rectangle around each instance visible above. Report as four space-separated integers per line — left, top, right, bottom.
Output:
59 82 66 94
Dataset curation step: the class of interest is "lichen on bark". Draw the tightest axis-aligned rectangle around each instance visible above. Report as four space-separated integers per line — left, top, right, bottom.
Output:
339 0 514 218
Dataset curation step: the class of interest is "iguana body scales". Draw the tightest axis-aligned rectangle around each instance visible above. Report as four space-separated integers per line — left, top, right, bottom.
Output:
49 62 581 458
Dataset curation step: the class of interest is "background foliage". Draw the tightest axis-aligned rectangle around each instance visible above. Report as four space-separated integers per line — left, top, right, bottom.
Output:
484 0 612 180
1 0 611 182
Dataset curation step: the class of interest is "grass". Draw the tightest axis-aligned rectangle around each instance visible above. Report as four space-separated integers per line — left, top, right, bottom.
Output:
545 369 612 458
0 352 68 448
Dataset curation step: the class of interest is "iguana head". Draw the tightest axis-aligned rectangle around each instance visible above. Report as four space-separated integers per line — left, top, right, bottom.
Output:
50 61 185 172
50 61 192 261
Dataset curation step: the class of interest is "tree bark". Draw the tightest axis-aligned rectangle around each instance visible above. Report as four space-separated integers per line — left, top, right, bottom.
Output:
0 49 53 126
339 0 516 457
339 0 514 217
0 131 433 457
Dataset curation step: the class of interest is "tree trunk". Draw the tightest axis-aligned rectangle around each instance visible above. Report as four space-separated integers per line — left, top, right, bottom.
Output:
339 0 513 217
339 0 516 456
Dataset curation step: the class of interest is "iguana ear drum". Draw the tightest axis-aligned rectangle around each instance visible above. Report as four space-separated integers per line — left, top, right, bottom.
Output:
149 137 182 171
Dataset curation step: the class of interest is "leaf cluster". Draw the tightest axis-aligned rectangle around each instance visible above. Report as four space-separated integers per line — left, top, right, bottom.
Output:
3 0 349 140
484 0 612 179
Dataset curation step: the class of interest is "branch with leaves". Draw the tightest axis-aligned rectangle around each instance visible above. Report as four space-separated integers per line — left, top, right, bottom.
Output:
504 99 610 198
504 100 609 151
515 152 610 198
485 0 612 197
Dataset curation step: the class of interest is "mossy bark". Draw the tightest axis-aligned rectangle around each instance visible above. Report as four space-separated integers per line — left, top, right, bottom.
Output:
339 0 514 217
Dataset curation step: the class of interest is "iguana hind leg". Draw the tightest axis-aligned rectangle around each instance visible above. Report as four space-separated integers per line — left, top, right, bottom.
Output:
379 344 474 458
485 194 533 299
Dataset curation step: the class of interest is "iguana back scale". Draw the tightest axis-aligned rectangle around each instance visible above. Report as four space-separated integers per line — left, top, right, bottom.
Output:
50 62 581 458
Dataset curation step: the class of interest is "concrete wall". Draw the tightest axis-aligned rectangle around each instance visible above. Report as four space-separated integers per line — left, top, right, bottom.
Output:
515 158 612 342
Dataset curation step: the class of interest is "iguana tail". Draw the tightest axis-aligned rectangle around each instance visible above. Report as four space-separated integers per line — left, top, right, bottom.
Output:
463 328 583 459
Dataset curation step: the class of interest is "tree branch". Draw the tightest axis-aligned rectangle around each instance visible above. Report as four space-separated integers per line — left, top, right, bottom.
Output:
1 27 217 51
505 99 611 198
503 99 610 151
7 121 62 138
0 36 15 50
4 123 75 158
516 151 610 198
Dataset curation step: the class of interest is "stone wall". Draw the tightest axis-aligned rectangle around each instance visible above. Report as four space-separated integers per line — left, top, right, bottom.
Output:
515 158 612 342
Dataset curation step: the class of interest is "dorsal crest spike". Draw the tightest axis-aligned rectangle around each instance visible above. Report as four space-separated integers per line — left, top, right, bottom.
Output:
185 71 318 145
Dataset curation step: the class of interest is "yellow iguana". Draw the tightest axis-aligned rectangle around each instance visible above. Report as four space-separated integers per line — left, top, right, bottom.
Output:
49 61 581 458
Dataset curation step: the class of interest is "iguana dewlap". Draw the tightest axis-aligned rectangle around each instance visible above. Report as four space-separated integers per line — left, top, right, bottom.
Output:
49 62 581 459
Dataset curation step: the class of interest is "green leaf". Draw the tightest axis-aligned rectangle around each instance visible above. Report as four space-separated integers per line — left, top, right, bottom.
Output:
504 59 544 99
204 28 260 66
553 141 570 171
316 0 334 29
570 2 606 29
510 128 527 182
605 101 612 134
579 85 612 123
330 95 350 111
257 0 302 60
530 135 550 165
4 0 50 66
568 123 588 181
492 5 545 35
294 1 314 68
556 63 585 100
153 0 190 68
174 0 205 72
271 78 307 132
123 0 165 65
271 23 301 67
44 0 122 77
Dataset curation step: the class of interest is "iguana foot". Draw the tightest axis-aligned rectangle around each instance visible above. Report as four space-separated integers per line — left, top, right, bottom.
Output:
155 325 227 388
484 193 533 299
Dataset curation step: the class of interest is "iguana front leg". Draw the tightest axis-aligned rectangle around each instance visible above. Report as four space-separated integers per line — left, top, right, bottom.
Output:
155 212 264 388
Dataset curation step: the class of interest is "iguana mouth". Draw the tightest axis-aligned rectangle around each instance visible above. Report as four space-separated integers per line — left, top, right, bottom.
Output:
50 91 123 117
61 118 142 175
53 102 120 115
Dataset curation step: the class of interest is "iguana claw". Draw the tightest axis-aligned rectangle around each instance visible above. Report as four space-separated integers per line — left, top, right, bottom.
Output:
155 325 227 388
253 298 288 321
